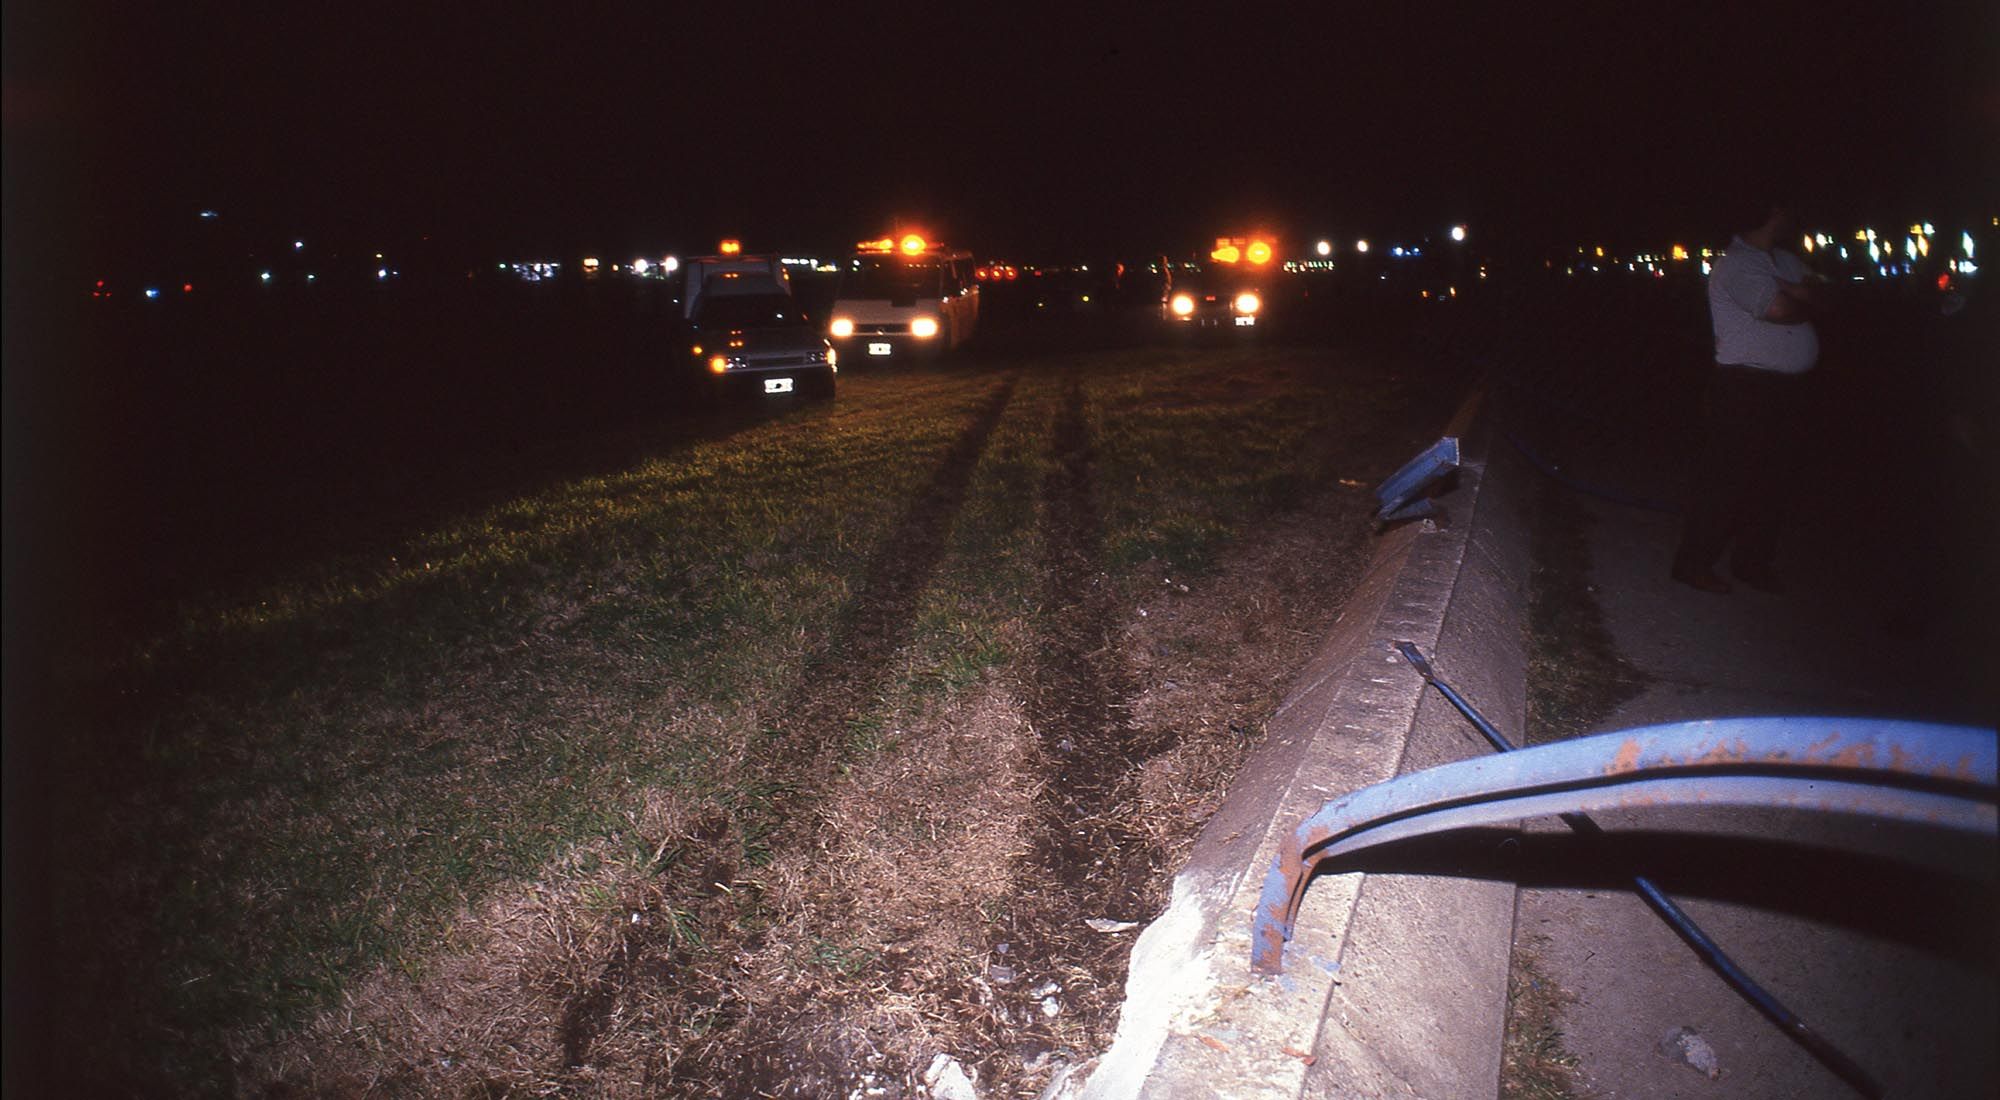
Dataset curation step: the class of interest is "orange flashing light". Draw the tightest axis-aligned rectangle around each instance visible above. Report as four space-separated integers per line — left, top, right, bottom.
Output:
899 234 927 256
1211 244 1242 264
708 355 729 374
1246 240 1273 265
719 239 742 255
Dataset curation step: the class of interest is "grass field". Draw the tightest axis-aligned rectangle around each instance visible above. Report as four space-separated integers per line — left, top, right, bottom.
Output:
31 331 1459 1095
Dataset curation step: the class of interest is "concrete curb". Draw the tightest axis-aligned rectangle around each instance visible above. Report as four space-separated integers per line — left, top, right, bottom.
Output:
1075 393 1534 1100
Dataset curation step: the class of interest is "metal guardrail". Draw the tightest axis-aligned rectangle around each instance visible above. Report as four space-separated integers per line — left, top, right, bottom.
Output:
1251 716 1997 980
1373 436 1459 523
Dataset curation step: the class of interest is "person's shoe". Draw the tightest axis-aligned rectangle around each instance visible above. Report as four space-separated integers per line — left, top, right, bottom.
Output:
1671 564 1732 594
1731 565 1785 595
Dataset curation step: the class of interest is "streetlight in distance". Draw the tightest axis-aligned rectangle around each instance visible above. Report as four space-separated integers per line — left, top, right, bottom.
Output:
1316 239 1332 257
1450 224 1467 242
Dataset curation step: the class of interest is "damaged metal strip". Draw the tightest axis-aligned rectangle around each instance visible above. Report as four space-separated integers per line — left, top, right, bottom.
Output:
1250 717 1998 976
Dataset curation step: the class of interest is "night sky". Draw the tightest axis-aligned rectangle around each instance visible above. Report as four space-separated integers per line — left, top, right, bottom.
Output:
6 3 1996 266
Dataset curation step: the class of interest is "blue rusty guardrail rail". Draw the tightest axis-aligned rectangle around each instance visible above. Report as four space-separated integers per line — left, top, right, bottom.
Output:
1251 716 1997 978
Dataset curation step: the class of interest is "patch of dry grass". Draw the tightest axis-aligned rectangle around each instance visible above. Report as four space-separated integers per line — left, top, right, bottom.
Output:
1502 936 1590 1100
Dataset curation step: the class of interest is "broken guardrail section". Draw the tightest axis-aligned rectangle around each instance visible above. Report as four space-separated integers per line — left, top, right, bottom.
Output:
1374 436 1459 524
1250 717 1998 976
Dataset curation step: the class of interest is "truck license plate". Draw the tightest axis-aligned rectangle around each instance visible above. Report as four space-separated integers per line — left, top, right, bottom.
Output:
868 342 892 356
1234 315 1256 326
764 377 794 394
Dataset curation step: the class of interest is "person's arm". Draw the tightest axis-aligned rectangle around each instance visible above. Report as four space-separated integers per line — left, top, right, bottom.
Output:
1763 280 1811 323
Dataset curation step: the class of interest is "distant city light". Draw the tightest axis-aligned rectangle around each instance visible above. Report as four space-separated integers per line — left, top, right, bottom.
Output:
1964 232 1976 258
1701 260 1712 275
1917 236 1930 257
260 271 273 282
1868 242 1881 262
1671 244 1689 261
198 210 219 219
306 273 316 282
662 255 680 273
1802 235 1815 252
144 287 160 299
632 258 651 275
377 268 388 279
1355 239 1369 253
1316 239 1332 257
1450 224 1467 242
1922 222 1935 236
293 240 305 250
182 282 193 293
1905 237 1918 260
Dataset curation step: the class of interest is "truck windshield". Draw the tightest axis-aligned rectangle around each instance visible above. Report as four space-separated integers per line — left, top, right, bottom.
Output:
840 259 944 300
695 294 803 327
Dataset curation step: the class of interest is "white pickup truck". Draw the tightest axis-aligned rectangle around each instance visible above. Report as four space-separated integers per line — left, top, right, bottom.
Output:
680 248 836 399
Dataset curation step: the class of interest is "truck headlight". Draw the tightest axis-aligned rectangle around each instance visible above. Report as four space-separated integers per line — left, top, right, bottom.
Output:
1170 293 1196 317
1235 291 1262 315
830 317 854 338
911 317 940 338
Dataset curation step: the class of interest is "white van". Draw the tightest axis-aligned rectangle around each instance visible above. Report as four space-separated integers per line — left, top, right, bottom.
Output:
826 235 979 361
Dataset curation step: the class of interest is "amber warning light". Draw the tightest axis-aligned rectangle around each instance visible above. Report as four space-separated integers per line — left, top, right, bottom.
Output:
719 239 743 255
1211 237 1275 265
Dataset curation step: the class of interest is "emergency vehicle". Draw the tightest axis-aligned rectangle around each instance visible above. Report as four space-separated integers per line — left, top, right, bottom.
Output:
1162 236 1274 328
827 234 979 361
681 241 836 399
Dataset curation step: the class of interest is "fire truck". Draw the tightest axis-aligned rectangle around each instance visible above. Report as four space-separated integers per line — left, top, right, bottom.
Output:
827 234 979 361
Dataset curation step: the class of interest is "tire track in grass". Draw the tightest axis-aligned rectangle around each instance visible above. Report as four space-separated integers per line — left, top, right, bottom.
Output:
558 374 1019 1076
999 372 1172 1064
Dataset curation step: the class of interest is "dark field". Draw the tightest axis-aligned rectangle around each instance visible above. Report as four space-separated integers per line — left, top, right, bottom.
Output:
6 264 1993 1096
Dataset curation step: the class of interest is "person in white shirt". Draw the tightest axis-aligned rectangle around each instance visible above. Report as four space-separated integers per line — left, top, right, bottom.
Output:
1671 203 1821 595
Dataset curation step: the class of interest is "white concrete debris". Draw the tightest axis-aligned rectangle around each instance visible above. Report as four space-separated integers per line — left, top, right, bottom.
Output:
1658 1026 1722 1080
924 1054 980 1100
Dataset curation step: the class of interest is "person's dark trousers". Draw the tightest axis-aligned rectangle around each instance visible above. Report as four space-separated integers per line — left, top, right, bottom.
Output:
1673 364 1809 578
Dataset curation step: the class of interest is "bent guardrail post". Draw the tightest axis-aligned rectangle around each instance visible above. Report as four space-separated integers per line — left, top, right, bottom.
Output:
1394 643 1894 1096
1250 718 1998 982
1373 436 1459 523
